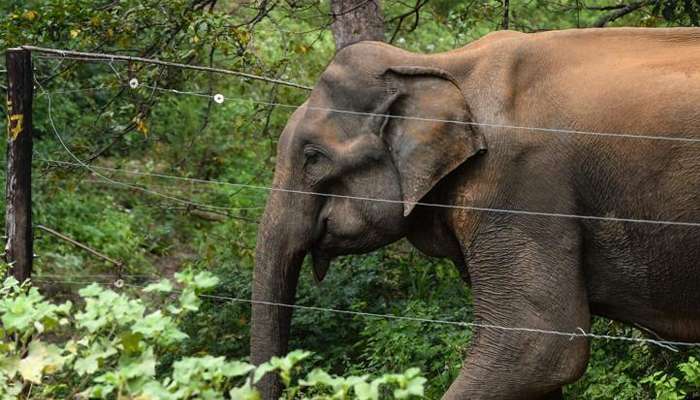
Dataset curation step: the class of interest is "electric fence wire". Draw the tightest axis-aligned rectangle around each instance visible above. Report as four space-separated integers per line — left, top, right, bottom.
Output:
28 277 700 350
35 80 266 214
78 180 265 211
66 178 264 211
35 83 121 96
24 46 314 90
139 83 700 144
40 158 700 228
35 273 158 280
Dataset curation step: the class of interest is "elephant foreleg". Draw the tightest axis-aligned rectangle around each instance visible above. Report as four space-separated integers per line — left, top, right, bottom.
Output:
442 326 587 400
444 222 591 399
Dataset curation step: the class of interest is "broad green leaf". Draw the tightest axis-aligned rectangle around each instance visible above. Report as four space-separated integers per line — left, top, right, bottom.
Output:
253 362 278 384
192 272 219 289
0 287 70 336
354 380 380 400
120 331 144 354
119 346 157 380
300 369 338 387
394 376 426 398
74 339 117 376
0 354 20 379
136 381 176 400
78 283 104 298
229 384 261 400
178 289 200 312
143 279 173 293
221 361 255 378
18 341 65 383
133 311 170 337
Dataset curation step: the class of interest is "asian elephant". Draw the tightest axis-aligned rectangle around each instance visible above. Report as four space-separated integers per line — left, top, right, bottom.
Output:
250 27 700 399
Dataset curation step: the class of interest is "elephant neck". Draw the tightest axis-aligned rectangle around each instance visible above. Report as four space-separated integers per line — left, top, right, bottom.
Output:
405 190 465 264
405 149 493 275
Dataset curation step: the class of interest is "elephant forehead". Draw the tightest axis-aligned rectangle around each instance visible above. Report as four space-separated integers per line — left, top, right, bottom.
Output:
296 107 357 142
297 92 367 141
317 64 388 111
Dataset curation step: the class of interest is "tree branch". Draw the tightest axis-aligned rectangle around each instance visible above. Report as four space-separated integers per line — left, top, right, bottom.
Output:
21 46 312 90
35 225 124 268
586 4 628 10
389 0 429 43
592 0 651 27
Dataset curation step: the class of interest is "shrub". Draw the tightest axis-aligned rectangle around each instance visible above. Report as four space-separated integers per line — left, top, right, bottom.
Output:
0 271 425 399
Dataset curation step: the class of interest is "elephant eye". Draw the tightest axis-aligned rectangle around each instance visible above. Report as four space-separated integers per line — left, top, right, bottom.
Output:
303 146 326 166
306 151 320 164
303 145 331 185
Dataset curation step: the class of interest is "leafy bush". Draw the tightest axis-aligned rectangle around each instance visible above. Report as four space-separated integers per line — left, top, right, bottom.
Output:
565 318 700 400
0 272 425 399
642 357 700 400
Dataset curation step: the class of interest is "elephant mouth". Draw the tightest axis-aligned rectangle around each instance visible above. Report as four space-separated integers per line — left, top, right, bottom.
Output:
311 248 333 283
311 212 333 283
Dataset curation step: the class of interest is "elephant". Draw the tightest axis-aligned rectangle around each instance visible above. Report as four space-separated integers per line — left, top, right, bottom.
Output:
250 27 700 399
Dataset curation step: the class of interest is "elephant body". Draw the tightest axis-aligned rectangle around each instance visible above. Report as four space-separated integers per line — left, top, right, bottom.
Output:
251 28 700 399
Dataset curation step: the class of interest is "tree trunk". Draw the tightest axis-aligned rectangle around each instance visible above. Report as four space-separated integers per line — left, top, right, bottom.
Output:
330 0 385 50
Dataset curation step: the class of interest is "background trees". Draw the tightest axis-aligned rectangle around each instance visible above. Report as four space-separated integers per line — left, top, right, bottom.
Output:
2 0 700 398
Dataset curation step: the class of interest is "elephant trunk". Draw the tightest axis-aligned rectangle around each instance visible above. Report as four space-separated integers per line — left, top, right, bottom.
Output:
250 188 311 399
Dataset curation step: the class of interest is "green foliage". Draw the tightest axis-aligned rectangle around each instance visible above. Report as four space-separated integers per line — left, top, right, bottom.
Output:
679 357 700 388
643 372 686 400
641 357 700 399
0 275 425 399
300 367 426 400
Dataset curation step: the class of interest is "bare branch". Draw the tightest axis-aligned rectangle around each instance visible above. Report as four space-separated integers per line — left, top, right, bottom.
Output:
35 225 123 268
592 0 652 27
586 4 628 10
21 45 312 90
389 0 429 43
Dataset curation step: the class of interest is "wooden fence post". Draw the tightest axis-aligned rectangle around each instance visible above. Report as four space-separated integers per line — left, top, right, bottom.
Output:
4 48 33 281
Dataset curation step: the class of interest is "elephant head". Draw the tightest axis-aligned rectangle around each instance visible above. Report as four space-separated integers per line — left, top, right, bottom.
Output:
250 41 486 398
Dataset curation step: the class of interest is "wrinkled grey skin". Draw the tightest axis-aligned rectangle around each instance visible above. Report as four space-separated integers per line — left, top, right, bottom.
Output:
250 28 700 400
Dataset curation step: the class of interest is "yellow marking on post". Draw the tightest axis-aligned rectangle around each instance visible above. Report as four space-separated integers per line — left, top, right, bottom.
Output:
8 114 23 140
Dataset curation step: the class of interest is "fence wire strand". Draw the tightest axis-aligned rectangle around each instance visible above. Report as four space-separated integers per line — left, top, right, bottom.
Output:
25 46 313 90
40 158 700 228
36 81 266 215
29 277 700 350
140 83 700 144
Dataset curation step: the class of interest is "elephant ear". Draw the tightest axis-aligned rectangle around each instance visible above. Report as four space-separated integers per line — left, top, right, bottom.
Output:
376 66 487 216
